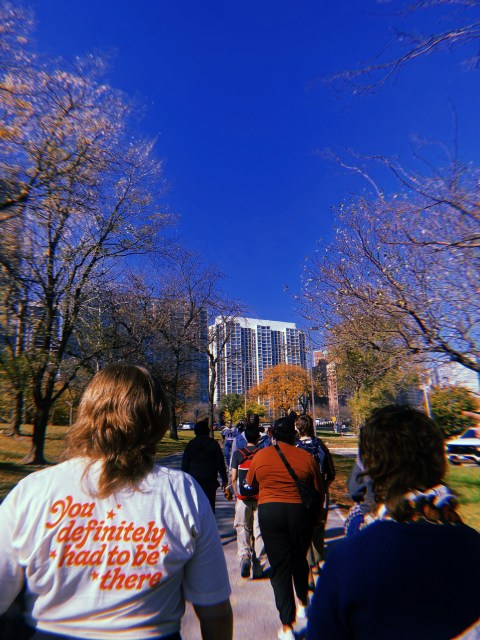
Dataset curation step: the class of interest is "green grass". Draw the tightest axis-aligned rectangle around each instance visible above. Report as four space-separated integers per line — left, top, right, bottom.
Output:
0 424 223 501
329 453 480 531
321 436 359 448
446 465 480 531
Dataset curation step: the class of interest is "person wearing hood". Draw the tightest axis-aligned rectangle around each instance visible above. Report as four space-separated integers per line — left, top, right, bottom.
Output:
182 419 228 512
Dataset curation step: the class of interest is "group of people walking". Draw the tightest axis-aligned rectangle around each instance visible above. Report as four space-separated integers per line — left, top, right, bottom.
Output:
182 409 336 639
0 363 479 640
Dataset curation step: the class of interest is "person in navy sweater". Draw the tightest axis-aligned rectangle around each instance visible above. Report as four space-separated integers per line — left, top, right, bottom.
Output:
307 404 480 640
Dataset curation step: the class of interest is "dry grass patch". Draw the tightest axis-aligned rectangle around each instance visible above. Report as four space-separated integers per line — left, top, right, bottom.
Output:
0 424 223 501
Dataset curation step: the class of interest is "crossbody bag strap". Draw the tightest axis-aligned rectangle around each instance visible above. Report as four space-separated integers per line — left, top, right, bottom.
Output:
273 443 299 482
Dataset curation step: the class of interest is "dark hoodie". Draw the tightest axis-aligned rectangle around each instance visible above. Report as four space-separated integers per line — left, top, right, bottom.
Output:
181 435 228 490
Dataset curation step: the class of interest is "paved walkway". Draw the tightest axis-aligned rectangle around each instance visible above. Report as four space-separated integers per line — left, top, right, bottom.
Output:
159 453 346 640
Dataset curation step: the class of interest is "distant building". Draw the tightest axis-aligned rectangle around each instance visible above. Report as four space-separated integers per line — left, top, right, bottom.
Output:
210 317 307 403
313 349 328 368
313 349 342 418
430 362 480 395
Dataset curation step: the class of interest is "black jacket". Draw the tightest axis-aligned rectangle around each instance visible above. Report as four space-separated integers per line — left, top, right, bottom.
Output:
181 435 228 489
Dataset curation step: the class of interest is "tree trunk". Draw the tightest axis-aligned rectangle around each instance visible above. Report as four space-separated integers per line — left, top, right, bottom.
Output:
168 398 178 440
23 403 50 464
5 390 24 437
208 361 217 437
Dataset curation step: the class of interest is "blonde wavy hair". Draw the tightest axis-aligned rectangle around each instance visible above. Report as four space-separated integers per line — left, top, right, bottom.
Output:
66 364 170 498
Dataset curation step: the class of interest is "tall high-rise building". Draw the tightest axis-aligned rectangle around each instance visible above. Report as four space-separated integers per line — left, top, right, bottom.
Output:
210 317 307 403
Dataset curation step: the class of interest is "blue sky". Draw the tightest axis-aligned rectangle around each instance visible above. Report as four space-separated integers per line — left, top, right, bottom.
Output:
32 1 480 326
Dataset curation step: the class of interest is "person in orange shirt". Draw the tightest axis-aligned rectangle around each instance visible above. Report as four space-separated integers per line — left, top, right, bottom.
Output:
246 414 324 640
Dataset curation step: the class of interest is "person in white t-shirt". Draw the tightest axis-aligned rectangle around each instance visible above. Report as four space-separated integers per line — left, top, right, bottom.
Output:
0 364 232 640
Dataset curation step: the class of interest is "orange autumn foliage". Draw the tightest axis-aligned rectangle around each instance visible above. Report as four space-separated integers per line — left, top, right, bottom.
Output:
249 364 310 418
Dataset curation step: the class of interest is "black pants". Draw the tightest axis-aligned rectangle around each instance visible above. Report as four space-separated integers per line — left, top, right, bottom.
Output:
258 502 313 626
197 482 217 512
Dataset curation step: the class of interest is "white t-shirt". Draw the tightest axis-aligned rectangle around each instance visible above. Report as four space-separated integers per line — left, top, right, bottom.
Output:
0 458 231 639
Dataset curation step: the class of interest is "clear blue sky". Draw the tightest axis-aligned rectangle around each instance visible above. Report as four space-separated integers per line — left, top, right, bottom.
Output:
32 0 480 325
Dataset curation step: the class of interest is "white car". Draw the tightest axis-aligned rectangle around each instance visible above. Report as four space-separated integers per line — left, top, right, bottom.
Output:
446 427 480 465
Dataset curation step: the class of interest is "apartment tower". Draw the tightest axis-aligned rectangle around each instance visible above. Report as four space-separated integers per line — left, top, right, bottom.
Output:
210 316 307 403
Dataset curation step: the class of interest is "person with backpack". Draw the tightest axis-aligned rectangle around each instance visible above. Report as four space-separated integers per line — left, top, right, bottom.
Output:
230 413 271 465
296 415 336 488
295 414 335 579
230 422 268 580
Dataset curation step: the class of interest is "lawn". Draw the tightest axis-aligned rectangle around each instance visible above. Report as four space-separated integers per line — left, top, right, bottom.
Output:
446 465 480 531
0 423 200 501
1 424 479 531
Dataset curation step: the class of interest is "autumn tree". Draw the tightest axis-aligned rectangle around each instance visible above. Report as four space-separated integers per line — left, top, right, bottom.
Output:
105 250 246 439
0 26 170 462
218 393 245 424
307 2 480 400
0 2 34 222
149 256 212 439
320 312 420 425
246 401 267 419
303 154 480 382
431 385 480 438
250 364 311 418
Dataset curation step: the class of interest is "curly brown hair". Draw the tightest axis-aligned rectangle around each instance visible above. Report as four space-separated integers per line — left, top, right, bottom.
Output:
66 364 170 498
359 404 447 521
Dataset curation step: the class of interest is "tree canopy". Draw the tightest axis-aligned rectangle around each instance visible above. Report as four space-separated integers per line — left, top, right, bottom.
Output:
0 5 170 461
218 393 245 424
431 385 480 438
249 364 311 418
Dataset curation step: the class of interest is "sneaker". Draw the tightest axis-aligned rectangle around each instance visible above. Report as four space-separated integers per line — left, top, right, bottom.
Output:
240 556 251 578
252 560 263 579
296 596 310 620
278 626 295 640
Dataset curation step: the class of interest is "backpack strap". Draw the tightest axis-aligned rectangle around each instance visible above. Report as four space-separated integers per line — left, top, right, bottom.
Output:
273 443 299 482
240 446 258 460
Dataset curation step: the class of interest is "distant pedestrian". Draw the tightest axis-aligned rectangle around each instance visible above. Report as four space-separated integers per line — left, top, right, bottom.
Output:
182 419 228 512
246 414 324 640
221 421 239 467
231 421 268 580
307 404 480 640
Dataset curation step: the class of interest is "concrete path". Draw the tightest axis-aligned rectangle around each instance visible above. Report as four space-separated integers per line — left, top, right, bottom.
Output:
159 453 346 640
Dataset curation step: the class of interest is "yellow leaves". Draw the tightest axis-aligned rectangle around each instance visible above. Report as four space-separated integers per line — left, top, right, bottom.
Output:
250 364 310 415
